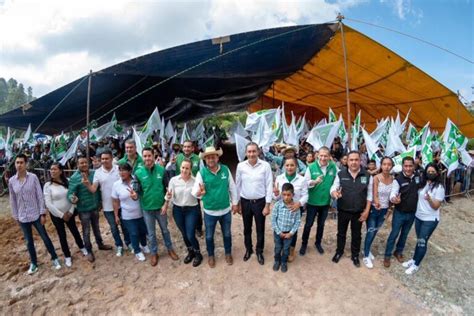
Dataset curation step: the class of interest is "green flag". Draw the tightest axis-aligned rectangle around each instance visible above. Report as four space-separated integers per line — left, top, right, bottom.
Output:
441 142 459 175
442 119 467 148
112 112 123 133
328 108 337 123
421 133 433 167
393 146 416 167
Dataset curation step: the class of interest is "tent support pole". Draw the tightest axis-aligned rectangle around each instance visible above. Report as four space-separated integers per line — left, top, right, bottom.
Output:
338 17 352 146
86 70 92 163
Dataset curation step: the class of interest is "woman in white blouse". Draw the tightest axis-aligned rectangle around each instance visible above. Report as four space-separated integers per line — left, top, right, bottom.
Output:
403 162 445 275
273 157 308 263
164 158 202 267
44 163 86 267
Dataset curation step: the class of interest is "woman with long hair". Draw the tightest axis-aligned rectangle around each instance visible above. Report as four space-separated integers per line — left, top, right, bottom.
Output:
43 162 86 267
403 162 444 275
363 157 394 269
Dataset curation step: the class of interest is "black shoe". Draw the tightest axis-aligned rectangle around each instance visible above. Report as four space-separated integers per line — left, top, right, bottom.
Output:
192 252 203 267
332 253 343 263
315 244 325 254
281 263 288 273
273 261 280 271
352 256 361 267
184 250 195 264
299 244 307 256
257 253 264 265
243 249 253 262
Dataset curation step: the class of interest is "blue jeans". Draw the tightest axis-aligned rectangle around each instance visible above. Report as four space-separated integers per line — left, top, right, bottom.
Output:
173 205 200 252
364 206 388 257
413 217 438 266
103 210 130 248
384 209 416 258
143 210 174 255
122 217 148 254
274 232 292 263
204 211 232 257
20 218 58 265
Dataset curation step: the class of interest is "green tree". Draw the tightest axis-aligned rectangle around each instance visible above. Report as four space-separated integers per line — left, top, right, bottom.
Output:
0 78 7 108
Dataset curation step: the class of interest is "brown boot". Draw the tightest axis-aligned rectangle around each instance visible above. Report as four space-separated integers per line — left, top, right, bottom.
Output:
225 254 233 266
393 252 404 263
288 247 296 263
168 249 179 261
150 254 159 266
86 253 95 263
383 258 391 268
208 256 216 268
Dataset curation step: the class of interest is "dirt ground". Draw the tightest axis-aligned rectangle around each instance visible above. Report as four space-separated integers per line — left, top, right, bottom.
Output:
0 194 472 315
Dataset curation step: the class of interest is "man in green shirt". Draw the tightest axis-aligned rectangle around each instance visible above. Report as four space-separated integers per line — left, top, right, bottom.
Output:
192 146 239 268
68 156 112 262
135 147 178 266
118 139 144 171
300 146 337 255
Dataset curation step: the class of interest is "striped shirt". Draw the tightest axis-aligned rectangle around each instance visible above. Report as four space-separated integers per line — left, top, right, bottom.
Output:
9 172 45 223
271 200 301 235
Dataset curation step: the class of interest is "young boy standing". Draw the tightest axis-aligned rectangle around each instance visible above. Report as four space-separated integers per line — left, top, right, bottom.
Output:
271 183 301 273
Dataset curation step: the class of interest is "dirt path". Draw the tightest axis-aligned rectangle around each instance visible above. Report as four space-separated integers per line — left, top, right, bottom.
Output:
0 195 472 315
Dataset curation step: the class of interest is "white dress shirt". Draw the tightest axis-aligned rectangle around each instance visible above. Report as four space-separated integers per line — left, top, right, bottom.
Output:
273 173 308 206
166 175 199 207
235 159 273 203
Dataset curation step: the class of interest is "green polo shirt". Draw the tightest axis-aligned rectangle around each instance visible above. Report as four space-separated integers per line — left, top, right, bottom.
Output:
307 160 337 206
134 164 165 211
176 152 200 176
118 154 144 171
200 164 231 211
67 170 101 212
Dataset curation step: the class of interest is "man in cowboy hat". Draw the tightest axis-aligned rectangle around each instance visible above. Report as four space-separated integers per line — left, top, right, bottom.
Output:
265 144 306 175
192 146 239 268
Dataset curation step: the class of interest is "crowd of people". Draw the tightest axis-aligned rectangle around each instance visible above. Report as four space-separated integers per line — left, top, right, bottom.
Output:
6 130 454 276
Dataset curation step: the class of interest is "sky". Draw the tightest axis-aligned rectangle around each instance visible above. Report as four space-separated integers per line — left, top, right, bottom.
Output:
0 0 472 103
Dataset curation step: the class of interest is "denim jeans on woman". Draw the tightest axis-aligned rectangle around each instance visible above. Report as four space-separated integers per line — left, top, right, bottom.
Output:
173 205 200 252
364 206 388 257
103 210 130 248
413 217 438 266
20 218 58 265
204 211 232 257
122 217 148 254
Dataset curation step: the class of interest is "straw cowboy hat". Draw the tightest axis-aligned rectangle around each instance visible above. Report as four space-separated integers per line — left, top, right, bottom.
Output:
199 146 223 159
281 146 298 155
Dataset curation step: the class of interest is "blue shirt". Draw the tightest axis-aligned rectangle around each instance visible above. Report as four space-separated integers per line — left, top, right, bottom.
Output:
271 200 301 235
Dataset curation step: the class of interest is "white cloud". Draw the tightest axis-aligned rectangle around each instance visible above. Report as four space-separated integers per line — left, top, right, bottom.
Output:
0 0 366 97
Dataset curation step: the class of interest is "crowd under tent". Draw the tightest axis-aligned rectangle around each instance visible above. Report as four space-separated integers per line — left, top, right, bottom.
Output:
1 22 472 137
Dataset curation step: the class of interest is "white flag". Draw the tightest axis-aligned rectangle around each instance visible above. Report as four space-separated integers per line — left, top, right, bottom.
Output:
235 134 250 162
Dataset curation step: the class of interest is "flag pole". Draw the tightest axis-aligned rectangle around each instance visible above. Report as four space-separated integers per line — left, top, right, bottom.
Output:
338 13 352 146
86 70 92 163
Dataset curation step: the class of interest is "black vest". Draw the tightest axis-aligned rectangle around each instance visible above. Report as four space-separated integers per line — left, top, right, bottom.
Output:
394 173 422 213
337 169 370 213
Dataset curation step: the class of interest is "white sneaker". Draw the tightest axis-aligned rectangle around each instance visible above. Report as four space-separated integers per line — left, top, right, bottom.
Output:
116 246 123 257
402 259 415 268
363 257 374 269
27 263 38 275
405 264 419 275
65 257 72 267
141 245 150 254
135 252 146 261
369 252 375 260
80 248 88 256
52 259 62 270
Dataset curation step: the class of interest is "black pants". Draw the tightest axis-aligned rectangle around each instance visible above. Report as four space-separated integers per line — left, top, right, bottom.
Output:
78 210 104 253
241 197 266 253
301 204 329 246
50 212 85 258
196 203 203 232
336 210 363 258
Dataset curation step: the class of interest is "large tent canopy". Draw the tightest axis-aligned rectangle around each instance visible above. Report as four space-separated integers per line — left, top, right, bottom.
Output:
1 22 473 137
